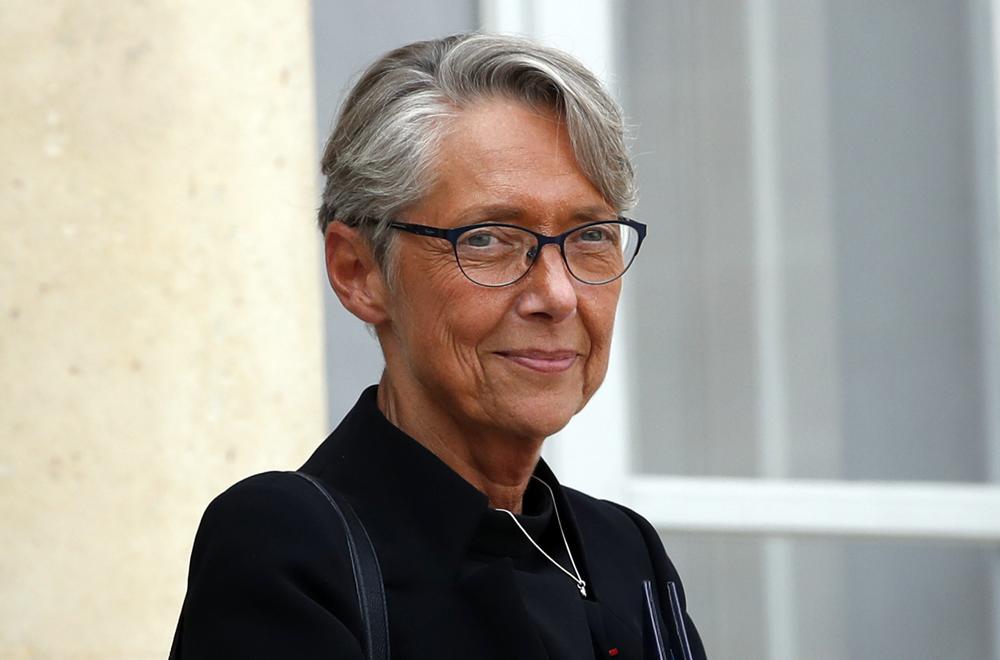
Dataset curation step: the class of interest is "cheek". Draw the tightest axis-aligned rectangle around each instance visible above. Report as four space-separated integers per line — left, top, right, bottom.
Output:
436 288 507 359
580 287 621 385
396 264 505 377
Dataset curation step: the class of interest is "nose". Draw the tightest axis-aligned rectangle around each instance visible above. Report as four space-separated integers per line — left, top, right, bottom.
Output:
514 244 577 322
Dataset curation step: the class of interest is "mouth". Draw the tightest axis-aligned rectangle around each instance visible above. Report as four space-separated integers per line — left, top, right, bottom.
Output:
496 349 580 374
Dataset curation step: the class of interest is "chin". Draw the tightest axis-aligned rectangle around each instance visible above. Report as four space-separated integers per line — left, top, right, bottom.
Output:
495 393 581 439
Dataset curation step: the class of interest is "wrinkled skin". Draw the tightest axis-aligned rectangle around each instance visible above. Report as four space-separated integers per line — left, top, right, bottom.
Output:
325 99 622 510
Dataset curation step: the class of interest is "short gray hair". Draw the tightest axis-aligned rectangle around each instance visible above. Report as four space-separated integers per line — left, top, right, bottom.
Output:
317 32 636 270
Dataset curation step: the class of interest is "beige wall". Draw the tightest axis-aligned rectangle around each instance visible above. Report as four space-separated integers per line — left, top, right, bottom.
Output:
0 3 326 657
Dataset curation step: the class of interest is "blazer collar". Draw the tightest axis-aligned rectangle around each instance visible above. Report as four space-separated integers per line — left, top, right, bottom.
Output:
301 386 589 586
301 386 596 660
303 386 523 580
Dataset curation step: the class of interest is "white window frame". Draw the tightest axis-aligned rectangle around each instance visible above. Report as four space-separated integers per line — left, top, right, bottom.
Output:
481 0 1000 656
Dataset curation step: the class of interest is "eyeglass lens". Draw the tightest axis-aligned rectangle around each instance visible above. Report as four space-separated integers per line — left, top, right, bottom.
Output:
454 222 640 286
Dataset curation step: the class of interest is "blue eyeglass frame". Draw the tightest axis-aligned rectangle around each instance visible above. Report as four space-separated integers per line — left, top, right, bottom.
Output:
388 216 647 287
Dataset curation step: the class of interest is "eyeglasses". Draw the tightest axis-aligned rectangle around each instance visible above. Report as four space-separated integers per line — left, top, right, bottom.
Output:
389 217 646 287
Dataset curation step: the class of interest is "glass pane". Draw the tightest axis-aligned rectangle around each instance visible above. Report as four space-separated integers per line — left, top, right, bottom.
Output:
662 532 996 660
622 0 996 482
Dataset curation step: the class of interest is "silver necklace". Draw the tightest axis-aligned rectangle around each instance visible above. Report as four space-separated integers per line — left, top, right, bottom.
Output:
494 476 587 597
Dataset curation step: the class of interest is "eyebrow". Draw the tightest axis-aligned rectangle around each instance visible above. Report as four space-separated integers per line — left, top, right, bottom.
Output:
571 205 619 221
455 205 523 225
453 204 617 226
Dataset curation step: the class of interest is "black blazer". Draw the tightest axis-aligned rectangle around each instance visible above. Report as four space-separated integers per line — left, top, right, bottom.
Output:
171 387 706 659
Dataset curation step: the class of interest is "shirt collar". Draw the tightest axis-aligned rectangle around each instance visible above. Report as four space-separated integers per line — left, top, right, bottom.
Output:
470 476 555 558
301 385 577 585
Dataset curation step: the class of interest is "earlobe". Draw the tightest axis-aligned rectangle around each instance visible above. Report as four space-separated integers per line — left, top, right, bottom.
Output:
324 222 391 325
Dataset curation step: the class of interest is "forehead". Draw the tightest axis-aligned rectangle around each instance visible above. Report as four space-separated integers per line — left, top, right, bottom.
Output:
415 99 612 227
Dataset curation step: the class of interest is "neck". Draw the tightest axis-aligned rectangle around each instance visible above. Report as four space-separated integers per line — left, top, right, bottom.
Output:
376 370 543 514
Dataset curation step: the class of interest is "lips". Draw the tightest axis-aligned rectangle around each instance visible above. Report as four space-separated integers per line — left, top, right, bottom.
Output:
496 349 579 373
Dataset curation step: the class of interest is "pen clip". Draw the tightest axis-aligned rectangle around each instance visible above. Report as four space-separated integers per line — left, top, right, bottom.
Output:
642 579 669 660
665 581 694 660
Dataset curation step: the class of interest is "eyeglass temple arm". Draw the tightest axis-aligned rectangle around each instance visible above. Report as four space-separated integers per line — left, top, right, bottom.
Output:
389 221 448 238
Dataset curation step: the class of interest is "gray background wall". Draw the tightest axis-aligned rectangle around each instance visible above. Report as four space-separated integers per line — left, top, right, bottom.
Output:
311 0 476 425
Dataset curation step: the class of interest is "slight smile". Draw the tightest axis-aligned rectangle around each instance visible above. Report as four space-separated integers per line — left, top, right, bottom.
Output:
496 350 579 373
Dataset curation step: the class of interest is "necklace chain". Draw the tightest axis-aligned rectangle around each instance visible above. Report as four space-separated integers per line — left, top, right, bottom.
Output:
494 476 587 597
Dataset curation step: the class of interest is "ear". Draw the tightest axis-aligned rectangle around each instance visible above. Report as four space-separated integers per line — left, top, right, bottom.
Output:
324 222 391 325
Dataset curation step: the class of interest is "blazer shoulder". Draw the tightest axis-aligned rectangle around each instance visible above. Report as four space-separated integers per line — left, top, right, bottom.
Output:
201 471 328 527
175 471 366 658
562 486 655 540
560 487 661 584
187 470 358 593
561 487 686 587
192 473 327 549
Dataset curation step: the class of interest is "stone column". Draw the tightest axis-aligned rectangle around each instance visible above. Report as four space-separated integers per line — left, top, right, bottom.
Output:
0 3 326 657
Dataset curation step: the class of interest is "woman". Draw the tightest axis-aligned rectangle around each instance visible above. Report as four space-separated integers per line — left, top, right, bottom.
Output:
171 33 706 660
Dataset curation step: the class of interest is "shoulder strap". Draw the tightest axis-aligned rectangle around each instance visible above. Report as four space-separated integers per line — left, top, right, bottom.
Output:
291 471 390 660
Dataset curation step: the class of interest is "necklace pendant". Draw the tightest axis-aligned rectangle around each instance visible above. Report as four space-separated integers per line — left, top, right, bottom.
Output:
499 477 589 599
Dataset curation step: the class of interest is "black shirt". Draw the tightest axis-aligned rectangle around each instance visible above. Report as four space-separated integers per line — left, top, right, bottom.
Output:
170 386 707 659
468 477 597 660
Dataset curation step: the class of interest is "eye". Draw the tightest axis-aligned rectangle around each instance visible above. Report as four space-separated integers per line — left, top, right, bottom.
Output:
579 227 611 242
457 226 530 252
573 224 619 246
463 231 497 248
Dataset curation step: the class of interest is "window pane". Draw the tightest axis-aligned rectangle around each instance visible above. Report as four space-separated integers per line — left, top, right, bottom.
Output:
662 533 995 660
622 0 995 483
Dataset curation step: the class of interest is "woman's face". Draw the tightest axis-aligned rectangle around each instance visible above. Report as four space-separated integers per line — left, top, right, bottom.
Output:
378 98 622 441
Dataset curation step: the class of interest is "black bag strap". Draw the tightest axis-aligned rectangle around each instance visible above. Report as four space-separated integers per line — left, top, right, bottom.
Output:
291 471 390 660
